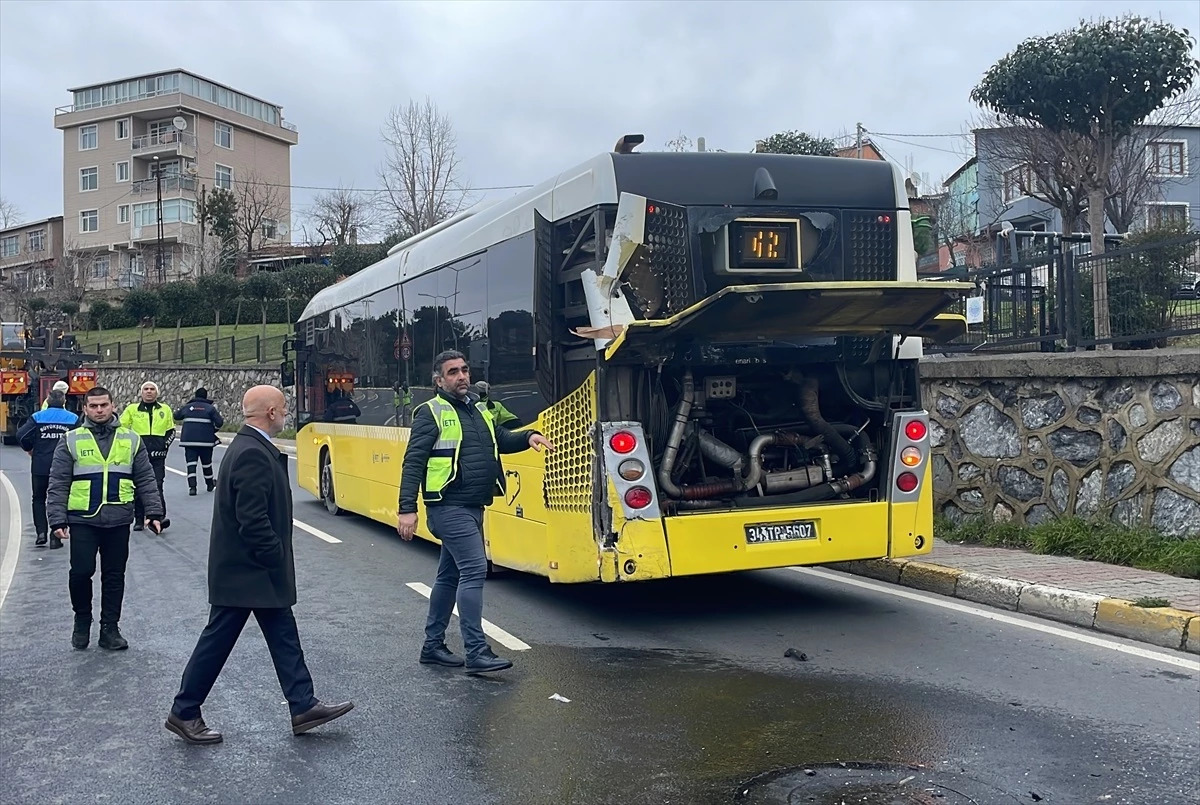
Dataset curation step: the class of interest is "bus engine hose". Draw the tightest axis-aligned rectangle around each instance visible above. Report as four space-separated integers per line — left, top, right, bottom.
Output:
656 371 697 499
799 377 858 473
677 432 816 500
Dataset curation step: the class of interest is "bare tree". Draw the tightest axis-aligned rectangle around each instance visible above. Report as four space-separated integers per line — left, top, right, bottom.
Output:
183 224 238 277
52 238 98 306
306 184 382 246
233 171 287 258
0 197 21 229
378 97 471 236
664 132 694 152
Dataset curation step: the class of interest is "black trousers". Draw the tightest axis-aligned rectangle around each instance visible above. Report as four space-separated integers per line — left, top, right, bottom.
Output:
31 474 50 536
68 524 131 625
183 446 215 490
134 458 167 521
172 606 318 721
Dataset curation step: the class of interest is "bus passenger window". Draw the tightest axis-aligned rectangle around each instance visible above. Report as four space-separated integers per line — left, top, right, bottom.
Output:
487 232 545 424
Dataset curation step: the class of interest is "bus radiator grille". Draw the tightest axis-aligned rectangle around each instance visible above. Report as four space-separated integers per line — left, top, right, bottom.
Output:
542 373 597 512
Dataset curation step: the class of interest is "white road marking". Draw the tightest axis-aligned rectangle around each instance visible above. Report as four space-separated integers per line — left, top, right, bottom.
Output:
0 471 23 613
791 567 1200 672
166 467 187 477
405 581 531 651
293 519 342 544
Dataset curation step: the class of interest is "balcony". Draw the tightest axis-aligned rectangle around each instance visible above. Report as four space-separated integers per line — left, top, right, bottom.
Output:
131 130 197 158
130 221 191 245
131 174 198 196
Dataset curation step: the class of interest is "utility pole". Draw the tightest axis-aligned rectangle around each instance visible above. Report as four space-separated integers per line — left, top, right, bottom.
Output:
199 183 207 274
856 122 864 159
153 155 165 285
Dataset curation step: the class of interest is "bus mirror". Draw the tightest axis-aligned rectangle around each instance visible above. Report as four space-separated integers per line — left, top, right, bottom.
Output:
297 411 312 427
280 360 295 388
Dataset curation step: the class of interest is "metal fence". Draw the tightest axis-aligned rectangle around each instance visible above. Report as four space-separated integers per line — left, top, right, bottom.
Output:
85 333 287 365
928 233 1200 353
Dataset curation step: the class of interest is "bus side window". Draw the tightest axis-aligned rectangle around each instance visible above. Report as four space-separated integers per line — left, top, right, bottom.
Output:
486 232 545 424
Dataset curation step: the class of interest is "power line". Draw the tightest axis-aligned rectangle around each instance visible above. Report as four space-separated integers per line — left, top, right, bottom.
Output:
869 133 966 156
867 131 967 138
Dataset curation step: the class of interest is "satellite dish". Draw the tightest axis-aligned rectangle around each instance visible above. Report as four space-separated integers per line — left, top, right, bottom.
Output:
172 116 188 131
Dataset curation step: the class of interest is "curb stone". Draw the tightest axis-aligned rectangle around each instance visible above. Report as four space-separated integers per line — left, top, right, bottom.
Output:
825 557 1198 654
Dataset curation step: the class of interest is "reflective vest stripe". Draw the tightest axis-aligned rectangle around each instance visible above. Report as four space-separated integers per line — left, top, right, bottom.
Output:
183 417 210 424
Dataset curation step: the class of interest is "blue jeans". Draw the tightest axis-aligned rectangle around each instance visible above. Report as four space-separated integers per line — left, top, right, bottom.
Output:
424 506 490 660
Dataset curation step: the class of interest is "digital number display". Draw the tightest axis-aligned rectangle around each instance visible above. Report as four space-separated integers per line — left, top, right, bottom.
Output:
730 221 797 269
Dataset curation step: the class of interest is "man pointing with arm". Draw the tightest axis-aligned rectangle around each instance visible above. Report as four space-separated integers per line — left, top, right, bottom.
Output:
398 350 553 675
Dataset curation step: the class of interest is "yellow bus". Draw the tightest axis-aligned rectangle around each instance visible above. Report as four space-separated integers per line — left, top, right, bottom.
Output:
291 136 971 583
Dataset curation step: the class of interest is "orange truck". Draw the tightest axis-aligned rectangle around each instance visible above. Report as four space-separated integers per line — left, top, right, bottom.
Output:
0 323 99 444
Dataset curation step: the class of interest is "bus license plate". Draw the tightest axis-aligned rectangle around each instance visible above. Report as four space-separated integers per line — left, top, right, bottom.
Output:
745 520 817 544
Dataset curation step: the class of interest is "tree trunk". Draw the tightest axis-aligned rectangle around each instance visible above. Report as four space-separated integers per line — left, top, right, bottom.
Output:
1088 184 1111 350
235 299 243 328
261 304 268 341
175 318 183 361
215 309 222 345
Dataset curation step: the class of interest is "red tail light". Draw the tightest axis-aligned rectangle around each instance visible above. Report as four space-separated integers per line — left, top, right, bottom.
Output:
896 472 919 493
610 431 637 454
905 420 927 441
624 486 653 509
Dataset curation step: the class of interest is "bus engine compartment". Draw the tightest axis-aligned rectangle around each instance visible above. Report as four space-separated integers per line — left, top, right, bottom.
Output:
629 362 914 513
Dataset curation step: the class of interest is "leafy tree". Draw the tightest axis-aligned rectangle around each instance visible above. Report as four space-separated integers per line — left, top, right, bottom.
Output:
755 130 837 156
58 300 81 330
28 297 48 323
87 299 112 332
196 272 241 343
158 282 199 345
971 15 1198 345
278 264 338 322
242 271 283 340
122 289 160 341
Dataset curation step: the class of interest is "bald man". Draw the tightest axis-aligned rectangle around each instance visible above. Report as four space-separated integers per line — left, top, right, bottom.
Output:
166 385 353 745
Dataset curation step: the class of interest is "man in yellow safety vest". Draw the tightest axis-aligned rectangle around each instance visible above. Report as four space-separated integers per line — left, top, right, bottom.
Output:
119 380 175 531
46 386 164 651
397 350 553 675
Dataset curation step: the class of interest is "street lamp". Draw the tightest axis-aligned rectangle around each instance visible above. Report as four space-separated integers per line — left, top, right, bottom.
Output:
153 155 165 285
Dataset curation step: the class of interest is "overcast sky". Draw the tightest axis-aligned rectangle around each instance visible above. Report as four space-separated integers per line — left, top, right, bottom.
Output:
1 0 1197 236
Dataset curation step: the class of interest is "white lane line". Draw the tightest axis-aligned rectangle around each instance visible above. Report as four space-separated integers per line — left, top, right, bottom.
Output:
293 519 342 544
167 466 341 544
405 581 531 651
791 567 1200 672
0 471 23 613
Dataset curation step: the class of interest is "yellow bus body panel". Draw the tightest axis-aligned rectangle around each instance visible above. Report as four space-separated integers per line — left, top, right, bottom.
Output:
887 458 935 559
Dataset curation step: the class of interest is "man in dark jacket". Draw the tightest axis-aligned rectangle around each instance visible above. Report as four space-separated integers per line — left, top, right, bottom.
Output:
165 385 354 745
17 389 80 548
174 387 224 496
397 350 553 674
119 381 174 531
46 386 164 651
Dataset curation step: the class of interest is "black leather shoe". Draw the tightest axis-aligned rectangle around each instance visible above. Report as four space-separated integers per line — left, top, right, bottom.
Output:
98 624 128 650
206 479 216 492
49 535 63 549
165 713 223 745
466 649 513 675
71 618 90 650
35 533 47 546
420 643 465 667
291 700 354 735
189 487 197 496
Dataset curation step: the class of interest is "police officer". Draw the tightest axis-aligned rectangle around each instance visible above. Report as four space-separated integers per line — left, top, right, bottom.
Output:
45 386 164 650
119 381 174 531
17 389 80 548
472 381 522 428
174 387 224 496
397 350 553 674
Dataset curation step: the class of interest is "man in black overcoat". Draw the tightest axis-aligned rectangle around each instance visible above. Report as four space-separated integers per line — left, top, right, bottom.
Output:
165 385 354 744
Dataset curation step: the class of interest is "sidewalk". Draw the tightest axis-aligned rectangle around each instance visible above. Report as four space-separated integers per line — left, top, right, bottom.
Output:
828 539 1199 655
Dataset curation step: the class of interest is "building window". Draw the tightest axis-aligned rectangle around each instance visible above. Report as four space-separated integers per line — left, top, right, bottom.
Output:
1147 141 1186 176
215 121 233 149
116 118 131 140
80 210 99 233
92 255 110 279
79 124 98 150
261 218 278 240
80 166 98 192
133 199 196 228
27 230 45 252
214 164 233 190
1002 165 1042 204
0 235 18 258
1148 203 1189 228
118 205 130 224
116 161 130 183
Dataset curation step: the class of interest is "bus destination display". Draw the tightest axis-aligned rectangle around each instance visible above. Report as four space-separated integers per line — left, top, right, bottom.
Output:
730 221 798 270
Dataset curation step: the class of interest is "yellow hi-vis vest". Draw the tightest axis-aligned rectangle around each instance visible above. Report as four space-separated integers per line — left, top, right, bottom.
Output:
64 427 140 517
422 396 498 502
120 402 173 436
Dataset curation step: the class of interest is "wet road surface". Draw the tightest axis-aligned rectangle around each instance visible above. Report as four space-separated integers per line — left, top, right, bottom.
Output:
1 442 1197 804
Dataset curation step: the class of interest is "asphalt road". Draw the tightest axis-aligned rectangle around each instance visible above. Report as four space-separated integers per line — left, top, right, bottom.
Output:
1 441 1197 805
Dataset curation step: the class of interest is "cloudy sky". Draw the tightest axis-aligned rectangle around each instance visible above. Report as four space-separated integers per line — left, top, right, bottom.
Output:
1 0 1196 236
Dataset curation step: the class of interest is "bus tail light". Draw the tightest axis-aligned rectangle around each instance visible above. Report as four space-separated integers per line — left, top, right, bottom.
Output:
905 420 927 441
624 487 653 509
610 431 637 454
900 446 922 467
891 412 930 500
618 459 645 481
896 472 919 493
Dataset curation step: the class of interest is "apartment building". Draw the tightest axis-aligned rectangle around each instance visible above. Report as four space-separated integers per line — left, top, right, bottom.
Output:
53 69 298 291
0 216 65 318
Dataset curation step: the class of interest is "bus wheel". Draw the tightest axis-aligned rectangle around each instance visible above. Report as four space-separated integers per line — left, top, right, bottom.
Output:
319 454 343 516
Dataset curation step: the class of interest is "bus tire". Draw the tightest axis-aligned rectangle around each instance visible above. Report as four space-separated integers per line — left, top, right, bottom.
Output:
319 452 343 516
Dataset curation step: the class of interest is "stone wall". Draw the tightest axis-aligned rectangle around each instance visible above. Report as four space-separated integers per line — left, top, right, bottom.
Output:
920 349 1200 538
90 363 285 429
